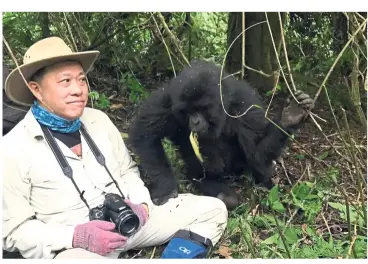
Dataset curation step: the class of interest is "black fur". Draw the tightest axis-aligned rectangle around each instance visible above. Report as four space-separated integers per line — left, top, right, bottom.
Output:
129 60 299 209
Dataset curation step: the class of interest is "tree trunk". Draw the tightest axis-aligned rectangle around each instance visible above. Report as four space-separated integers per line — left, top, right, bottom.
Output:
40 12 50 38
226 12 285 94
347 12 367 128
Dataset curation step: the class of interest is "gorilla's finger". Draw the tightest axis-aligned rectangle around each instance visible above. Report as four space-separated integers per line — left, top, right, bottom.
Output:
300 100 314 109
296 93 311 101
302 104 314 110
299 98 314 105
294 90 303 96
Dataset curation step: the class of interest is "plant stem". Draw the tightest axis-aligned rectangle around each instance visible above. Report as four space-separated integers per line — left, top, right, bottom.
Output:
344 195 358 258
270 208 291 258
341 108 367 227
239 218 257 258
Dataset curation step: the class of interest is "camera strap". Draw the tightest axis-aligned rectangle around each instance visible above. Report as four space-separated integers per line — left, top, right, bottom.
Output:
79 124 125 198
39 122 125 210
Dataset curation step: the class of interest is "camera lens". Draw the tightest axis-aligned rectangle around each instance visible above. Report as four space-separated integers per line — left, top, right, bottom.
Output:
110 209 140 236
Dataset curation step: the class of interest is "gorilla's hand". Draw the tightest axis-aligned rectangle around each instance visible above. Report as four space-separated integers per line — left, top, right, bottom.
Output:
149 176 179 206
281 90 314 128
152 190 179 206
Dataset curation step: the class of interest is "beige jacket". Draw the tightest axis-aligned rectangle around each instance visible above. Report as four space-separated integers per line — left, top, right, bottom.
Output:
1 107 153 259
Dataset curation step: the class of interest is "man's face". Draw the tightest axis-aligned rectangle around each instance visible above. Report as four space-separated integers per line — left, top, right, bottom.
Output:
29 61 89 120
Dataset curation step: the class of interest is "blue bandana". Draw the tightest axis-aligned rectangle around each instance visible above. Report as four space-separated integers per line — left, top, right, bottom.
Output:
31 100 81 133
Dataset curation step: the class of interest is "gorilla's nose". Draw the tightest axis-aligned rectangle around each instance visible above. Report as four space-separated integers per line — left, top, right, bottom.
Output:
192 116 200 125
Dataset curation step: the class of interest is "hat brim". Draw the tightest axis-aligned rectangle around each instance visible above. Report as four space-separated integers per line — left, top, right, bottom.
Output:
5 51 100 107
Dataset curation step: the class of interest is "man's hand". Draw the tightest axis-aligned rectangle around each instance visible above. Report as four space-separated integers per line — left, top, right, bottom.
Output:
124 200 150 230
73 220 128 256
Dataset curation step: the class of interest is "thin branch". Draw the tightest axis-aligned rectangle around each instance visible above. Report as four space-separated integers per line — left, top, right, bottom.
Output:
341 107 367 225
72 12 91 46
87 24 126 50
150 12 176 77
278 12 297 92
264 12 297 101
314 18 368 102
156 12 190 66
220 20 268 118
321 212 332 237
241 12 245 79
63 12 78 52
243 63 272 77
150 246 156 259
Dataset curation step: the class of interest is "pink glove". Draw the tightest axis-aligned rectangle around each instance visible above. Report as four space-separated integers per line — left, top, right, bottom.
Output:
73 220 128 255
124 200 149 230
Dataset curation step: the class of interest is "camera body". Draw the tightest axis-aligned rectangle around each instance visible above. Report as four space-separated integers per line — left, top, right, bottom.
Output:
89 193 140 237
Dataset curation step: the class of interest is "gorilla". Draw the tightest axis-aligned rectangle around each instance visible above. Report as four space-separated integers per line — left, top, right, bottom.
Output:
128 60 314 209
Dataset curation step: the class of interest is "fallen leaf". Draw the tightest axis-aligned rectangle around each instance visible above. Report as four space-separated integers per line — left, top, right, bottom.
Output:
110 103 124 110
216 246 232 259
302 223 308 234
251 204 259 216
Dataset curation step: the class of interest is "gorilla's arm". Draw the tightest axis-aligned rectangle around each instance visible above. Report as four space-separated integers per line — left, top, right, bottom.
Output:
128 89 179 203
235 112 291 185
227 79 293 185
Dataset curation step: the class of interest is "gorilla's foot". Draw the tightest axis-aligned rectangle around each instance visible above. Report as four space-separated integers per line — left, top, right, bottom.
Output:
216 192 239 210
197 179 240 210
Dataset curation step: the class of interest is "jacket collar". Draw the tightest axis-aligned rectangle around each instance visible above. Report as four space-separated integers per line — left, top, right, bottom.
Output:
22 107 98 160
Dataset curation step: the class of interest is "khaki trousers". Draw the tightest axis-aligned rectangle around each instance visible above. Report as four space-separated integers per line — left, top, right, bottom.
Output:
55 194 228 259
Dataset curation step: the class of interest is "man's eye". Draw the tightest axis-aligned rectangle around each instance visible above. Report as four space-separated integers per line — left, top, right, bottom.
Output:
80 77 86 82
61 79 70 83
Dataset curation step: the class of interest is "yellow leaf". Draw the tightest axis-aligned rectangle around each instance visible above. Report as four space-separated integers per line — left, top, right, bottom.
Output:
189 132 203 163
110 103 124 110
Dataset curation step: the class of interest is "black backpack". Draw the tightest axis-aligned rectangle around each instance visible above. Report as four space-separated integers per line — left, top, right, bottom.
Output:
2 63 29 136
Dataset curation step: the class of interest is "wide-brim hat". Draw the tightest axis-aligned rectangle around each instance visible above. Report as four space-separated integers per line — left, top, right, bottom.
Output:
5 37 100 107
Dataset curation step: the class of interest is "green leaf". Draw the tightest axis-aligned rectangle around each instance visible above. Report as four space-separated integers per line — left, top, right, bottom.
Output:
328 202 365 226
284 228 299 244
293 183 311 200
304 194 320 200
268 185 280 204
328 202 345 212
296 154 305 160
266 90 273 97
272 201 286 213
305 226 316 237
318 151 329 160
261 233 280 245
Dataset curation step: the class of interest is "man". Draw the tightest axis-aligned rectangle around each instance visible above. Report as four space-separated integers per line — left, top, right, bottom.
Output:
1 37 228 259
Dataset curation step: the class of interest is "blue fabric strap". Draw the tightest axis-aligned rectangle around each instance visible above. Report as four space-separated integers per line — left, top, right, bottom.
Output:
161 237 208 259
31 100 81 133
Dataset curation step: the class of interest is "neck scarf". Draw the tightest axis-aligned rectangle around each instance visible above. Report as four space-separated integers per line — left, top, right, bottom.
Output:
31 100 81 133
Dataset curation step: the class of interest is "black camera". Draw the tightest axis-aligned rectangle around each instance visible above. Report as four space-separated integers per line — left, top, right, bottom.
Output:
89 193 140 237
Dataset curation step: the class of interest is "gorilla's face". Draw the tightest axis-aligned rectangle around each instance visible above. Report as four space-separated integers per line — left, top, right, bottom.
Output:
168 69 229 138
172 96 226 138
188 112 209 133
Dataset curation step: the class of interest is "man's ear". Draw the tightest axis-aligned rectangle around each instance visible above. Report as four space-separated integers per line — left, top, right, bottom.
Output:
28 81 43 101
